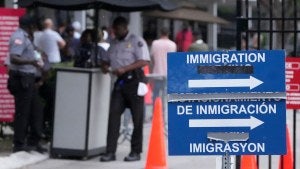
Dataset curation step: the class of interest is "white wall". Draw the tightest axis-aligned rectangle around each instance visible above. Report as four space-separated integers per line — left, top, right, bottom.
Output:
129 12 142 36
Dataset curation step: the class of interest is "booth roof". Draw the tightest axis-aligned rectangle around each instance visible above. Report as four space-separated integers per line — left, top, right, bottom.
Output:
18 0 179 11
143 7 229 25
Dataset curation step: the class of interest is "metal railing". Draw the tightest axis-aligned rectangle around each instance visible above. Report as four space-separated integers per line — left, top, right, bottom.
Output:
236 0 299 168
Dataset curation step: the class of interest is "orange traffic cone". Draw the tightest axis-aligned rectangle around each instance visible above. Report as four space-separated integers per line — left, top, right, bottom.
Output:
145 97 167 169
241 155 258 169
278 126 293 169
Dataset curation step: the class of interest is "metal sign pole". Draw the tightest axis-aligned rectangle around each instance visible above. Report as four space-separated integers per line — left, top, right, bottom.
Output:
208 132 249 169
222 150 232 169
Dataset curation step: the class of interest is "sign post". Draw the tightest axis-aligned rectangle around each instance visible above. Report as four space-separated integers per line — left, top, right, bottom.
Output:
167 50 286 168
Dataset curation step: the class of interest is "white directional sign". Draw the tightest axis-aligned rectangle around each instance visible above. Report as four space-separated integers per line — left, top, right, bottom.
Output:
188 76 263 90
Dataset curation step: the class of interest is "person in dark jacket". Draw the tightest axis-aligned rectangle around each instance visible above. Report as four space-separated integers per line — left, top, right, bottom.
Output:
74 29 106 68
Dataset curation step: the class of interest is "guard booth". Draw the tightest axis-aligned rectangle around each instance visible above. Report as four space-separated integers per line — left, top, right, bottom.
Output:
236 0 299 168
50 67 111 159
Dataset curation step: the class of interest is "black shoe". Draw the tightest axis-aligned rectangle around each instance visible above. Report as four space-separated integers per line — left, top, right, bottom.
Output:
12 146 28 153
27 144 48 153
35 144 48 153
124 152 140 162
100 153 116 162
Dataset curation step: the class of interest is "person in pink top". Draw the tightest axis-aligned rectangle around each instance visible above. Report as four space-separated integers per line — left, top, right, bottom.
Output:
175 22 193 52
150 27 176 116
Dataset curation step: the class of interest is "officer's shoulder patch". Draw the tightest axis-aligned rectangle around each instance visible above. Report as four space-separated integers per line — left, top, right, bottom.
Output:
137 41 143 47
14 38 23 45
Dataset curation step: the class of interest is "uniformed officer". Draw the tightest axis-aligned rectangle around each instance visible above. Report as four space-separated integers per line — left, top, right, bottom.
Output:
7 14 47 153
100 16 150 162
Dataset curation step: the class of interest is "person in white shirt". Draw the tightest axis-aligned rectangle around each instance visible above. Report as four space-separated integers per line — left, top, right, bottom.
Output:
37 18 66 63
150 27 176 114
36 18 66 141
72 21 82 39
97 29 110 51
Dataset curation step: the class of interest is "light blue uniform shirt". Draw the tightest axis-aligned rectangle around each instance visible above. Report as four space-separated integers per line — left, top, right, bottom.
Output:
8 28 36 74
103 33 150 70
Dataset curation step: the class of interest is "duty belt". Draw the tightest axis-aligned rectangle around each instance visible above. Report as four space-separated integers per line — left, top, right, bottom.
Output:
9 70 35 77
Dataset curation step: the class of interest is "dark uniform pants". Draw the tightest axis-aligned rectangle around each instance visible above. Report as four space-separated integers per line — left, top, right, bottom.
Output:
106 78 144 154
7 71 44 148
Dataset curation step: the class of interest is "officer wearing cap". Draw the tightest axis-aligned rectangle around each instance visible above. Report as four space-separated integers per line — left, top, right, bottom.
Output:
7 14 47 153
100 16 150 162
